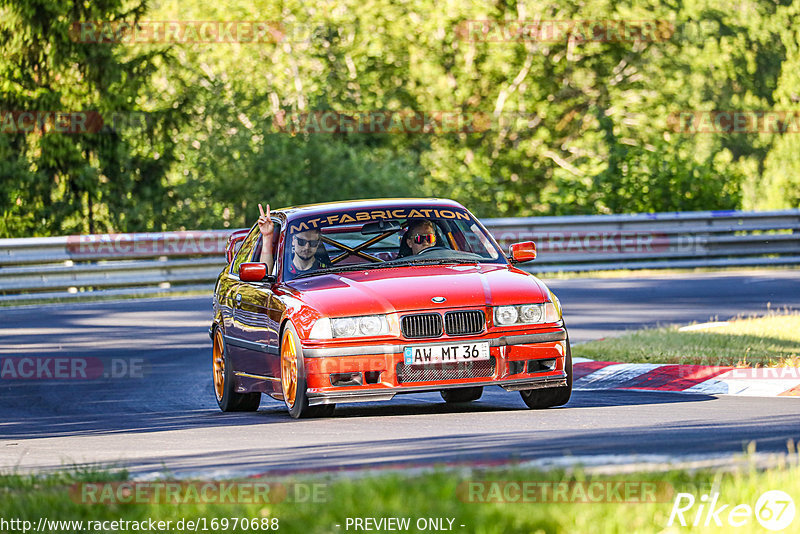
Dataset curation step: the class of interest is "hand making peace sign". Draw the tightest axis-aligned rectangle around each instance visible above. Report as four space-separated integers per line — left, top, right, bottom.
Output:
257 203 274 238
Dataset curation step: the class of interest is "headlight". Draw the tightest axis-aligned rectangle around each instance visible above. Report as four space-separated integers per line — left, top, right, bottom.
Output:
310 315 391 339
332 317 357 338
494 306 519 325
358 315 383 336
494 302 560 326
519 304 543 323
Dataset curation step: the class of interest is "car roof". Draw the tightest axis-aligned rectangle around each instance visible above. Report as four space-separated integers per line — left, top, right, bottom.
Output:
274 198 467 221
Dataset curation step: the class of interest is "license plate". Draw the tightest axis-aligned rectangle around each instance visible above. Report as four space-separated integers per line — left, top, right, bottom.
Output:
403 342 490 366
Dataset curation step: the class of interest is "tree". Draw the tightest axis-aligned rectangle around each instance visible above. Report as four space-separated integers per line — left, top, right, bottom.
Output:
0 0 182 237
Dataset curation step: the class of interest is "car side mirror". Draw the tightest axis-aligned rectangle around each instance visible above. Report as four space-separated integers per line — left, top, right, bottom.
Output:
239 263 276 283
509 241 537 263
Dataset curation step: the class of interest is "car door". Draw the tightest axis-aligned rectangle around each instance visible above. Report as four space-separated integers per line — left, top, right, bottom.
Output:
227 223 282 385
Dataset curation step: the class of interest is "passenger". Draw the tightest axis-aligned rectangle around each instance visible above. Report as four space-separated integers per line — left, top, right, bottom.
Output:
258 203 327 276
401 219 438 256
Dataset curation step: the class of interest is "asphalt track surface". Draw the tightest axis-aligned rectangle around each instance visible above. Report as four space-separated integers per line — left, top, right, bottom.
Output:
1 269 799 478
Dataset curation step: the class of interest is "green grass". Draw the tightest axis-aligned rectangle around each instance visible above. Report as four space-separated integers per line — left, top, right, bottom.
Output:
2 459 799 534
573 311 800 367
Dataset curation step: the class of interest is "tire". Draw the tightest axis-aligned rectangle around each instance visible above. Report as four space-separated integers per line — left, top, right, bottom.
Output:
441 386 483 403
520 335 573 409
212 327 261 412
280 323 335 419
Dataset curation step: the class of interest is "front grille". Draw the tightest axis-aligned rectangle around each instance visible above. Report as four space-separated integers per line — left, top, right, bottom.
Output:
401 313 443 339
396 357 495 383
444 310 485 336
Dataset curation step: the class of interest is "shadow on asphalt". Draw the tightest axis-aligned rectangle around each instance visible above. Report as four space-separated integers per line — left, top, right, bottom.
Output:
0 389 718 439
9 411 799 477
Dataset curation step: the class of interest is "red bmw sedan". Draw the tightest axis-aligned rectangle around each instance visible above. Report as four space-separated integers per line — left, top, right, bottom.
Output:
211 198 571 418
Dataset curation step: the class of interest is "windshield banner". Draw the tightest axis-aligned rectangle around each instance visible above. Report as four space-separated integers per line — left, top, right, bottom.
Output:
289 208 470 233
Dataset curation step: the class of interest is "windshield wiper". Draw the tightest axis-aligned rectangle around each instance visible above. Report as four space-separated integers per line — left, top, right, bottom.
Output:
293 256 482 279
401 257 480 266
293 262 389 279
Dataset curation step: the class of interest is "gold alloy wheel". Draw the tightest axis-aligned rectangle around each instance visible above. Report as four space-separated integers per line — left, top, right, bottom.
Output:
281 329 298 408
212 329 225 401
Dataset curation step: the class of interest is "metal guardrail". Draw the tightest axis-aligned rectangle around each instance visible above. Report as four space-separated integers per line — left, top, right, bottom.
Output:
1 209 798 304
0 231 230 304
486 209 800 273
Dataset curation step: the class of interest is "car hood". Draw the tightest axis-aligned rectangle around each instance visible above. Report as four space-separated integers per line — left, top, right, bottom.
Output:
284 263 549 317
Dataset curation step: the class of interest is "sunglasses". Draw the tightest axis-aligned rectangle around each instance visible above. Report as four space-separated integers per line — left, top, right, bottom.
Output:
294 237 321 247
411 233 435 245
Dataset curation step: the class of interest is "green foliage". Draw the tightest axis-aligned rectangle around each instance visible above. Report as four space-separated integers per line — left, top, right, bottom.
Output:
0 0 184 236
2 0 799 237
754 1 800 210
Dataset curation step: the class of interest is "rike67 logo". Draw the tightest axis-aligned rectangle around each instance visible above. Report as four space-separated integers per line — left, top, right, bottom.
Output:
668 490 795 531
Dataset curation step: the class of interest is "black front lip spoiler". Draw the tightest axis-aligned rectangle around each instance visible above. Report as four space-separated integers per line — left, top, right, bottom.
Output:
306 373 568 406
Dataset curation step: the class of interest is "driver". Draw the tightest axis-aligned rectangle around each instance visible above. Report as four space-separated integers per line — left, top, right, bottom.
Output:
405 219 437 255
258 203 327 276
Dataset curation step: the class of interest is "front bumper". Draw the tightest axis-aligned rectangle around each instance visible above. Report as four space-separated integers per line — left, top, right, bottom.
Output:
306 375 567 406
301 329 569 406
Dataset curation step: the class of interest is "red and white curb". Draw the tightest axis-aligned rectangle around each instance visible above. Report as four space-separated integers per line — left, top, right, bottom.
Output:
573 358 800 397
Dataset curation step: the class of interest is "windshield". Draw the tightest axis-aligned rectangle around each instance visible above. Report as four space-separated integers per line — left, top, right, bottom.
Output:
281 206 505 280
